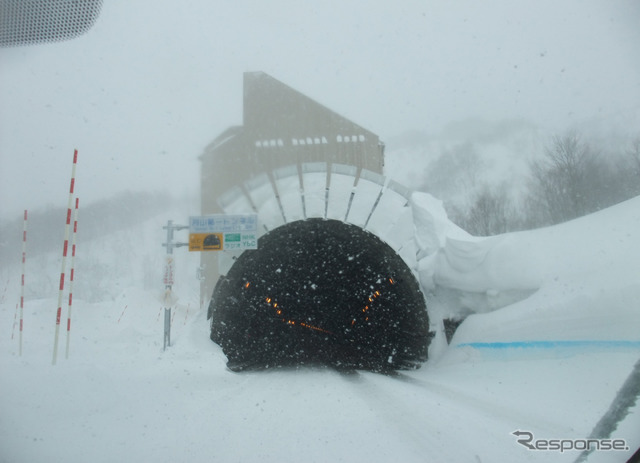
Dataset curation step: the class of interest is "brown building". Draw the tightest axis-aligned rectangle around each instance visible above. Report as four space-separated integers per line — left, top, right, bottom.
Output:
200 71 385 302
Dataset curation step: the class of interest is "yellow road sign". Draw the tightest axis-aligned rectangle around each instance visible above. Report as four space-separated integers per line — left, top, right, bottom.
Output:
189 232 223 251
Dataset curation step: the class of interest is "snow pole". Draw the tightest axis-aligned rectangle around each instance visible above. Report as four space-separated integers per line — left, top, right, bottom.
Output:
19 210 27 355
1 277 9 304
117 305 128 324
183 303 190 325
65 197 79 359
53 149 78 365
11 303 18 340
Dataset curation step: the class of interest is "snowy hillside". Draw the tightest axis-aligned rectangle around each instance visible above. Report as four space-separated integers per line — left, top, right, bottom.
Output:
384 118 545 207
1 195 639 462
384 114 640 225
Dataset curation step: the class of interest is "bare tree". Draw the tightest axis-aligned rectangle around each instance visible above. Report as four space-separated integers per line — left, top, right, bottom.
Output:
528 132 598 224
422 143 483 200
449 184 515 236
467 186 511 235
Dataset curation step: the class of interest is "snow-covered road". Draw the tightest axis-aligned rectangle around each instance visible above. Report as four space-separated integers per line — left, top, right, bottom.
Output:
1 195 639 462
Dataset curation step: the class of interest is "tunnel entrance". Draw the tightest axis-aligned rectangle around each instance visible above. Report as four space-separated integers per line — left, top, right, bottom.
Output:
208 218 431 372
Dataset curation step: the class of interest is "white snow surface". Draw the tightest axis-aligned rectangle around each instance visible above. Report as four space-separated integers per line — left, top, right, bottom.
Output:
1 195 640 462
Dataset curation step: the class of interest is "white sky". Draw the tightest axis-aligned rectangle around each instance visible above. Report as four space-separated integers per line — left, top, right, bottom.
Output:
1 0 639 220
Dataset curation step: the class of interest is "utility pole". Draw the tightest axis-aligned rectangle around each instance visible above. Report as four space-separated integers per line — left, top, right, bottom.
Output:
161 220 188 351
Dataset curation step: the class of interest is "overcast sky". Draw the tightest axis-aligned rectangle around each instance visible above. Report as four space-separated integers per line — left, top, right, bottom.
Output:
1 0 639 220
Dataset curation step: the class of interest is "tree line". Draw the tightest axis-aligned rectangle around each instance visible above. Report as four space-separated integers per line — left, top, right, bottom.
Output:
448 133 640 235
0 190 173 264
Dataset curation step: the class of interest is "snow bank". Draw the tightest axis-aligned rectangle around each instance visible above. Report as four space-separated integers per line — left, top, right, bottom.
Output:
1 195 639 462
413 192 640 315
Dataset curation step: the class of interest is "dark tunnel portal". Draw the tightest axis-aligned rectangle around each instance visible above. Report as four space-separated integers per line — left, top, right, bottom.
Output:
208 218 431 372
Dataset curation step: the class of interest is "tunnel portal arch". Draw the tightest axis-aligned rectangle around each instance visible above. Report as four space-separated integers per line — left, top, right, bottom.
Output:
207 164 433 372
201 73 432 372
209 218 430 372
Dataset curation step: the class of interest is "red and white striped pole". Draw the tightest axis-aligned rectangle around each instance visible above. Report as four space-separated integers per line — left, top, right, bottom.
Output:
65 197 79 359
53 149 78 365
19 210 27 355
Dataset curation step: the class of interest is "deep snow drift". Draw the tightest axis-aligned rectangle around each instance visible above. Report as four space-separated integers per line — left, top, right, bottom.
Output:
1 194 639 462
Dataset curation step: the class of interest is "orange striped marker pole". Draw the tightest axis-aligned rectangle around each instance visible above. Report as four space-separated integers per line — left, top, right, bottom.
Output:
53 149 77 365
65 197 79 359
19 210 27 355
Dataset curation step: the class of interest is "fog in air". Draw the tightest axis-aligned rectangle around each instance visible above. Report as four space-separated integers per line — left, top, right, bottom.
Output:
1 0 639 220
2 2 640 462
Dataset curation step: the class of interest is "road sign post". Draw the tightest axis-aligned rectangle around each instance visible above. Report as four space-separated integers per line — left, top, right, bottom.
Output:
160 215 257 351
161 220 188 351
